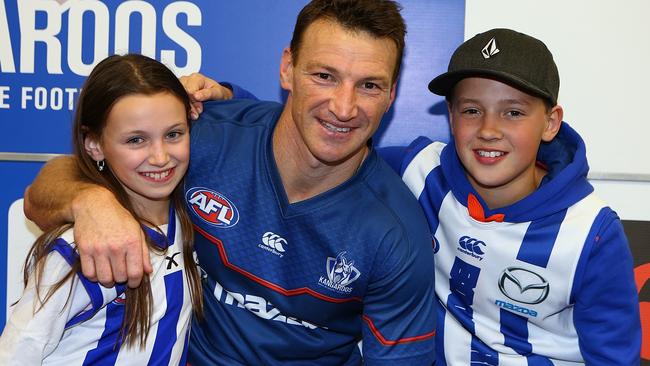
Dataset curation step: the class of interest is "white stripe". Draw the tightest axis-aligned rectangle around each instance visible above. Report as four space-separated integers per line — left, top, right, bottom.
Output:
402 141 446 198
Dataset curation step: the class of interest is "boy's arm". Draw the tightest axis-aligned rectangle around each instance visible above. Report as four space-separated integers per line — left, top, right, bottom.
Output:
24 156 149 288
573 210 640 365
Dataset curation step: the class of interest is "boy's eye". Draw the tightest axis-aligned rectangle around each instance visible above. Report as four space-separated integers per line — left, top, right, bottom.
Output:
167 131 180 139
126 137 143 144
507 110 523 117
462 108 480 115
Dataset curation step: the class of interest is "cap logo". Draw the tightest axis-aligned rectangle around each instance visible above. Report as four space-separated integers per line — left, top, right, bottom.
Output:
481 37 500 59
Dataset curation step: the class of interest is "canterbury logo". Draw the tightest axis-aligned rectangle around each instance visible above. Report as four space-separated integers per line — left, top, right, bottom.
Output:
482 37 499 59
458 235 486 255
261 232 287 253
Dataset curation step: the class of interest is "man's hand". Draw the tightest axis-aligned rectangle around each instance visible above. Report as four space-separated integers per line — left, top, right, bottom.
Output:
71 187 151 288
180 72 233 120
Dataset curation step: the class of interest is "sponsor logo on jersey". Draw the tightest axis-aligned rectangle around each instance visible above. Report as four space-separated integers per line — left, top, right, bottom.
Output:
498 267 549 305
494 299 538 317
112 292 126 305
258 232 287 258
318 251 361 293
186 187 239 228
213 280 319 330
457 235 486 260
166 251 181 270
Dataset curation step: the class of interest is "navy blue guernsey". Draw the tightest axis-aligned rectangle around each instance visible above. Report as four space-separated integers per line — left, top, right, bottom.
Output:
185 99 436 365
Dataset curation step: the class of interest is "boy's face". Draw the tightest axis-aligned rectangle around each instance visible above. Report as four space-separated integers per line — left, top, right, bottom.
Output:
448 77 562 208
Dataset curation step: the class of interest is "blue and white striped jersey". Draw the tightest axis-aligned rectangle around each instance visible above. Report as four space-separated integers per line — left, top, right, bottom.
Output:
0 205 193 365
380 122 640 365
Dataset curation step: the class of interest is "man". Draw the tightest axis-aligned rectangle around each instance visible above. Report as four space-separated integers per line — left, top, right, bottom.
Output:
24 1 436 365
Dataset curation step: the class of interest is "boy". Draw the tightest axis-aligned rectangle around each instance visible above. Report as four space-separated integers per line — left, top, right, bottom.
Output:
381 28 640 365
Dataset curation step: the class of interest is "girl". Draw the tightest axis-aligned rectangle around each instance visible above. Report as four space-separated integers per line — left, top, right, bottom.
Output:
0 54 202 365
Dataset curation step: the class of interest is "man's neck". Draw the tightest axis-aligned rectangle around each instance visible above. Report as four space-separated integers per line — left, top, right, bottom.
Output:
272 109 368 204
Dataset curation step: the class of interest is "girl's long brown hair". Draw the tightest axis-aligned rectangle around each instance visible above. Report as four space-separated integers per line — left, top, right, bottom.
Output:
23 54 202 348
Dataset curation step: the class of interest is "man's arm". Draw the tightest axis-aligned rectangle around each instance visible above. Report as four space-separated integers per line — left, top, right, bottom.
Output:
24 156 149 288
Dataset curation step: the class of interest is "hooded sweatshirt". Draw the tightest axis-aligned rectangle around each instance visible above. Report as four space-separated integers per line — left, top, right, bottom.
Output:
380 122 640 365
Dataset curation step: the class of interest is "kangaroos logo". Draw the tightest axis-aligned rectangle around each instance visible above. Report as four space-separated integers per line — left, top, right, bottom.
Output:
186 187 239 228
457 235 486 260
318 251 361 293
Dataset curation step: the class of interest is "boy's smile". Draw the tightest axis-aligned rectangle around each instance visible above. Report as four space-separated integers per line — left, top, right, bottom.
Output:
449 77 562 209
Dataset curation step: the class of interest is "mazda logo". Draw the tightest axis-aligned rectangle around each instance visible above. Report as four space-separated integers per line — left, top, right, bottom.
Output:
498 267 549 305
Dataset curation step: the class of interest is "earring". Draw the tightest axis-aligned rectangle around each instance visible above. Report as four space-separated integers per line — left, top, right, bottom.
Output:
96 160 105 172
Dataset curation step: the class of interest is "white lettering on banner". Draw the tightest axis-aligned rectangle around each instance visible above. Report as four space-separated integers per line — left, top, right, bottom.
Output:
21 86 80 111
0 1 16 73
161 2 202 76
67 1 109 76
1 1 202 76
0 86 9 108
19 1 63 74
115 1 157 58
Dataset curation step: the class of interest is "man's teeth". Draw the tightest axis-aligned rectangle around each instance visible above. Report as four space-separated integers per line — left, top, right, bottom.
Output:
321 120 350 133
477 150 504 158
143 170 170 180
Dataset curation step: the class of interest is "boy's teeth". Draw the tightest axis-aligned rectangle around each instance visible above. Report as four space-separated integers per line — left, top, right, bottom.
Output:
478 150 504 158
321 120 350 133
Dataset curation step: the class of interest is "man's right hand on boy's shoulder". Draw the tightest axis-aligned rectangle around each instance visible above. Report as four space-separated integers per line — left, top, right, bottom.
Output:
72 187 151 288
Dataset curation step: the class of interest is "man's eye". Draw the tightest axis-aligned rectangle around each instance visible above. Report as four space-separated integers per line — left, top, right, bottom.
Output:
317 73 331 80
363 82 378 90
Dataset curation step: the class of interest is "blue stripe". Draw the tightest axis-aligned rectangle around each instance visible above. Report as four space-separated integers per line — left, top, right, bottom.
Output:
50 239 107 328
83 301 125 365
516 209 567 268
148 270 184 365
500 309 531 355
470 336 498 365
527 354 554 365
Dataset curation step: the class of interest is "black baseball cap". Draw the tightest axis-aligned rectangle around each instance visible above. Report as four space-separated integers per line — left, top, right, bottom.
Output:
428 28 560 105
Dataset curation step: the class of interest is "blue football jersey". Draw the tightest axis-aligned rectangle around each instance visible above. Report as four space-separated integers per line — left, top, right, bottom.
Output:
381 123 640 365
185 99 436 365
0 205 193 365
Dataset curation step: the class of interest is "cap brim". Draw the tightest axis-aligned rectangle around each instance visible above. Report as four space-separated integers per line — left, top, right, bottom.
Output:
428 69 554 104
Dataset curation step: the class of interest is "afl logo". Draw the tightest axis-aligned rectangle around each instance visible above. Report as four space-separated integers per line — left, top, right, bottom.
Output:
186 187 239 228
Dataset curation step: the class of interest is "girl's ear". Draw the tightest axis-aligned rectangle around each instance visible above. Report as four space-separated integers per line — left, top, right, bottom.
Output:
84 135 105 162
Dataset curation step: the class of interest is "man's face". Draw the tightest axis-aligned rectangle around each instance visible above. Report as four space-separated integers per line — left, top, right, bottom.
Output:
449 77 561 207
280 19 397 166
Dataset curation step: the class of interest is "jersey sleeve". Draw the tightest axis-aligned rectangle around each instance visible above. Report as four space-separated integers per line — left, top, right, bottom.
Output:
0 239 126 365
218 82 259 100
360 224 436 366
572 208 641 365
